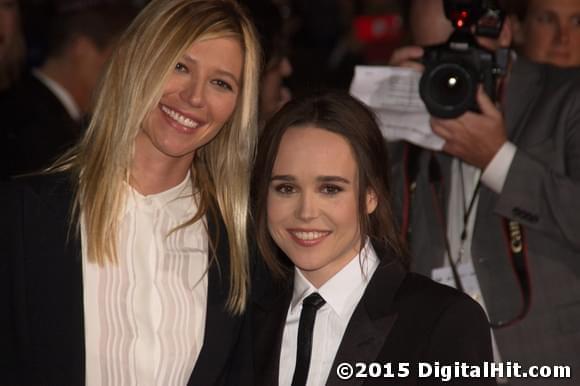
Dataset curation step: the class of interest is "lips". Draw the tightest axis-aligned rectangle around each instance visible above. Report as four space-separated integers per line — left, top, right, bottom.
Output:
288 229 331 247
159 103 205 132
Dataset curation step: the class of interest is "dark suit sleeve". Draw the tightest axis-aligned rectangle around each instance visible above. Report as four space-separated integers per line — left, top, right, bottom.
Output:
0 181 25 383
494 79 580 252
421 293 496 385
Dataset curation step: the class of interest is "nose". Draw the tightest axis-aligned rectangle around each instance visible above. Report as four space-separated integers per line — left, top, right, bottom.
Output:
180 77 205 107
295 191 319 221
555 23 570 44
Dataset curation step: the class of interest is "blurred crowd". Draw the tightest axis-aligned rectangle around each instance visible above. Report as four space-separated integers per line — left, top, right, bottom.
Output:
2 1 579 167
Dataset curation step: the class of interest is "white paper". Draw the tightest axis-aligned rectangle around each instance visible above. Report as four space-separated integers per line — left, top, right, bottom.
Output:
349 65 445 151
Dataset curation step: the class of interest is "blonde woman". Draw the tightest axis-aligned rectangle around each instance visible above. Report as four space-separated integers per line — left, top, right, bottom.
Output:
0 0 260 385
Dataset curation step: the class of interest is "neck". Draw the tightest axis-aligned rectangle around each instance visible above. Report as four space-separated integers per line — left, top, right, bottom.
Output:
130 134 194 195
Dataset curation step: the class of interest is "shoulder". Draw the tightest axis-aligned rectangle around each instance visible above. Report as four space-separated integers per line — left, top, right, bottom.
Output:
395 272 488 326
389 273 493 363
0 172 75 221
1 172 74 200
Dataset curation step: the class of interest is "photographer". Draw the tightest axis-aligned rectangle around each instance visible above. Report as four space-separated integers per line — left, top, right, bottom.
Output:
388 0 580 384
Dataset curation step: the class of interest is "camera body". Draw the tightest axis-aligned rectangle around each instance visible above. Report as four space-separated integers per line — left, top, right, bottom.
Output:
419 0 507 119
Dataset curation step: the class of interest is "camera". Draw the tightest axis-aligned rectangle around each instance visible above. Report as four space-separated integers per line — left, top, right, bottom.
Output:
419 0 508 119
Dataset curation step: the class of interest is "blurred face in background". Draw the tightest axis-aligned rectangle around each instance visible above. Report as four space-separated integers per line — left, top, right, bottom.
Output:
0 0 19 59
514 0 580 67
259 55 293 124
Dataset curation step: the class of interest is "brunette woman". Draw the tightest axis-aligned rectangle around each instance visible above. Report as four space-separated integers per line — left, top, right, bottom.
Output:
251 91 495 386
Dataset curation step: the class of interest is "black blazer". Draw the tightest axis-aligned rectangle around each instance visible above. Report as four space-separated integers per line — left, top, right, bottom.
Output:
252 252 495 386
0 173 251 386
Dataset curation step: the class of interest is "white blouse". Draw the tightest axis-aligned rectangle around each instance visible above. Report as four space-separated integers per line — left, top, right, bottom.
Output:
82 173 208 386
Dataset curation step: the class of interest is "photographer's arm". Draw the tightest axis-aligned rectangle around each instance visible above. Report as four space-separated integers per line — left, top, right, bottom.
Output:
432 87 580 251
492 117 580 252
388 45 425 71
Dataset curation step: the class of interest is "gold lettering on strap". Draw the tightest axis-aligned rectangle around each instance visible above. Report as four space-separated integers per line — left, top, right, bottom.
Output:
509 220 523 254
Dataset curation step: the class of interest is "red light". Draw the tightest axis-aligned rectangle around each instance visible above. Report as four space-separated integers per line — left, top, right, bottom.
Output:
457 19 464 28
461 11 468 18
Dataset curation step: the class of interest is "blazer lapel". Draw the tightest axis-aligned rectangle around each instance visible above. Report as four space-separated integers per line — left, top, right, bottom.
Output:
503 57 543 142
326 259 407 386
252 280 292 386
188 212 244 385
21 174 86 384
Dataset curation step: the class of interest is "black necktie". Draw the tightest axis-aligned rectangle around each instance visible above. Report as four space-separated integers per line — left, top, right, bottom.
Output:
291 292 326 386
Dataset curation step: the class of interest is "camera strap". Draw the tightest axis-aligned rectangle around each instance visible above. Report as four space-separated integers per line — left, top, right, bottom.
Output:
490 219 532 329
402 147 532 328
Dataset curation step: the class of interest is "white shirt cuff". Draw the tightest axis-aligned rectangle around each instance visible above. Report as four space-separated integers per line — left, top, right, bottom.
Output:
480 141 517 193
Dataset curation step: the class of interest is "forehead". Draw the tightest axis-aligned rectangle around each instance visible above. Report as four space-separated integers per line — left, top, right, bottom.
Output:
274 126 357 174
529 0 580 14
182 36 243 75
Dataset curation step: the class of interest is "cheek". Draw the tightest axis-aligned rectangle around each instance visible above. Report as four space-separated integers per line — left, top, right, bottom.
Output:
266 195 286 226
210 93 238 124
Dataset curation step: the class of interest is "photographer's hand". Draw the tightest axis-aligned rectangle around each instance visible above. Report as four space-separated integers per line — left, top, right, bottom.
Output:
388 46 425 71
431 87 507 169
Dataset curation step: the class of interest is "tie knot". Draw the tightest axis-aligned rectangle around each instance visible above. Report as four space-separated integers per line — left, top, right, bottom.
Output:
303 292 325 310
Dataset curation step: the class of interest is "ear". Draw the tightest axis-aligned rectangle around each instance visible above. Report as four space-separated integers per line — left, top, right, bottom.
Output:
366 189 378 215
498 14 514 48
508 14 525 47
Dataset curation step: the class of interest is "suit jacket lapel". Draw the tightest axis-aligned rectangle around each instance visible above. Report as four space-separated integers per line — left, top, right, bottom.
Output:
252 280 292 386
22 174 86 384
188 212 243 385
503 57 543 142
326 259 407 386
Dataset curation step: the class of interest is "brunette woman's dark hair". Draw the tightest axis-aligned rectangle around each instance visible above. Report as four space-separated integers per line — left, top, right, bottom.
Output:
251 90 408 279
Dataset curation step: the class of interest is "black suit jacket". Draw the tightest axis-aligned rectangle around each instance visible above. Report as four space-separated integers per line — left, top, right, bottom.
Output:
253 253 495 386
0 173 251 385
0 73 81 180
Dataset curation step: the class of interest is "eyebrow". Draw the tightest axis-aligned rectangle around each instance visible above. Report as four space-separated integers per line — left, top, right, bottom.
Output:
270 175 351 184
182 54 241 87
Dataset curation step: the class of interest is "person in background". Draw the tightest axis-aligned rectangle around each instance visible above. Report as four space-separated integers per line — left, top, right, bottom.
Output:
0 0 261 385
0 2 136 179
388 0 580 384
507 0 580 67
242 0 293 125
0 0 24 91
251 91 493 386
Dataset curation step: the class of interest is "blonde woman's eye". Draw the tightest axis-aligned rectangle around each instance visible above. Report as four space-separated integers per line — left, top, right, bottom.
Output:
212 79 233 91
175 62 188 73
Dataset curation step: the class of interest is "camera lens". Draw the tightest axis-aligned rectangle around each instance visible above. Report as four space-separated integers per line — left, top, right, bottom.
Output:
431 66 469 106
420 62 477 118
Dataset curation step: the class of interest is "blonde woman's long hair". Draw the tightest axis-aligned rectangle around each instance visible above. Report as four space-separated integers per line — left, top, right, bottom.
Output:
52 0 261 314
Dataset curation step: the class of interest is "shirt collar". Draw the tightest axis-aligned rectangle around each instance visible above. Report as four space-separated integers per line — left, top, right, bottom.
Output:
124 171 197 220
33 69 82 121
290 239 380 317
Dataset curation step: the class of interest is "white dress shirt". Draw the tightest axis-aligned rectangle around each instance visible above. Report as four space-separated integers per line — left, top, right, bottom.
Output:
279 240 380 386
82 173 208 386
446 141 517 265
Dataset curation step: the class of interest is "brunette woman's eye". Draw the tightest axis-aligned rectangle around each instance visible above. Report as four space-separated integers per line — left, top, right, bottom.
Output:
273 183 295 194
320 184 343 195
